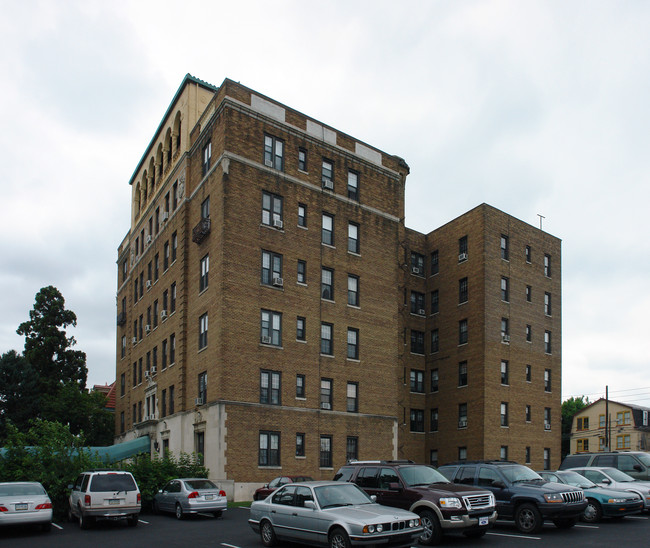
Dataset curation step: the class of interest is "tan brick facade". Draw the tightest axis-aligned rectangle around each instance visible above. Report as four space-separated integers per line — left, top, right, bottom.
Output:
114 76 562 497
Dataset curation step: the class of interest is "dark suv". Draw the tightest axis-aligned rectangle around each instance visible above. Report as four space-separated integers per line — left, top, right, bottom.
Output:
333 460 496 545
438 461 587 534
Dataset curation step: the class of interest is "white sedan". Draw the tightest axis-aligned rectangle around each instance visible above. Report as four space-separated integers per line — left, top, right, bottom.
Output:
0 481 53 532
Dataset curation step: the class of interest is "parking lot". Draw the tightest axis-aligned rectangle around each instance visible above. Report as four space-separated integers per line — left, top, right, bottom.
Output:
2 506 649 548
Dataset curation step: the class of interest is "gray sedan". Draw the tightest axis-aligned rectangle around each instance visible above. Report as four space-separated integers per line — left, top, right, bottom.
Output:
249 481 422 548
0 481 52 532
153 478 227 519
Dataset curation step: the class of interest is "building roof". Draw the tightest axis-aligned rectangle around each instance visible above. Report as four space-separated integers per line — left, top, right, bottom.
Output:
93 382 116 411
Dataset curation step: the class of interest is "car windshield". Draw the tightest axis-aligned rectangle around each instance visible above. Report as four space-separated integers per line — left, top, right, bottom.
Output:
500 465 542 483
637 454 650 467
603 468 635 482
314 483 372 508
185 479 217 490
90 473 137 492
559 472 595 488
399 465 449 487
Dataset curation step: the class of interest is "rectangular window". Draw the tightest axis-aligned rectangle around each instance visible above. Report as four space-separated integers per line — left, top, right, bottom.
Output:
617 411 631 425
260 370 281 405
500 446 508 460
120 373 125 397
411 330 424 354
199 312 208 350
430 290 439 314
459 235 468 260
577 417 590 431
430 408 439 432
543 448 550 470
297 260 306 284
170 282 176 313
430 250 439 275
162 339 167 369
261 309 282 346
322 213 334 245
459 319 468 345
431 369 439 392
347 274 359 307
347 170 359 201
347 382 358 412
526 405 532 422
458 361 468 387
169 333 175 364
153 300 158 329
298 148 307 172
321 322 333 355
154 253 159 281
544 292 552 316
296 374 305 398
430 329 439 353
259 431 280 466
171 231 177 263
545 331 552 354
500 235 509 260
200 254 209 292
298 203 307 227
161 389 167 418
410 409 424 432
526 285 532 302
321 159 334 185
410 252 425 275
526 364 532 382
410 291 425 315
347 327 359 360
320 378 333 410
198 371 207 403
501 277 509 302
264 134 284 170
616 435 631 450
202 140 211 176
321 267 334 300
577 439 590 452
544 408 552 429
320 435 332 468
296 433 305 457
501 402 509 426
501 318 510 341
430 450 439 467
164 241 170 270
410 370 424 393
121 336 126 359
458 403 468 428
459 277 468 304
169 385 175 414
544 254 552 277
262 250 283 286
525 245 532 263
346 437 358 461
296 317 306 341
201 196 210 220
501 360 509 385
526 324 532 342
348 222 360 254
262 191 283 227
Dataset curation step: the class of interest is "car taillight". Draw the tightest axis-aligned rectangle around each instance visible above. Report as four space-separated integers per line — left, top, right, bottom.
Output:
0 506 8 512
188 491 199 499
84 495 91 506
137 493 141 503
35 502 52 510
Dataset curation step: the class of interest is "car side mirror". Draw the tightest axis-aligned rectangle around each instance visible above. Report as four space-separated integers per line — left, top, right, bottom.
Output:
370 495 377 502
492 480 505 488
388 482 402 491
602 479 611 485
634 464 643 472
158 489 163 493
67 484 73 490
304 501 316 510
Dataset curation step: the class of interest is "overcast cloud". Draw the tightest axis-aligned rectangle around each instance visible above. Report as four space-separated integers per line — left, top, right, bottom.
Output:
1 0 649 406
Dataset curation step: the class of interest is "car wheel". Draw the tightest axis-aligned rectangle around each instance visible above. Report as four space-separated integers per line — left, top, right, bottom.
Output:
418 509 442 545
213 510 223 518
79 508 93 530
67 505 75 522
553 517 577 529
127 514 139 527
582 499 602 523
175 503 184 520
515 503 542 534
329 527 351 548
260 519 277 547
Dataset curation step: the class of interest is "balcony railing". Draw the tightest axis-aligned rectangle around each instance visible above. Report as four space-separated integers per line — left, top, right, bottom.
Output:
192 217 211 244
116 311 127 326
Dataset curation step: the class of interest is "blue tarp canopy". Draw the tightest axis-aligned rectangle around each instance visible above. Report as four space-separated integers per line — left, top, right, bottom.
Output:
86 436 151 463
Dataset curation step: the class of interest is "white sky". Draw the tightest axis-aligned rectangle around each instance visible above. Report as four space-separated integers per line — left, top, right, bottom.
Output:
1 0 649 407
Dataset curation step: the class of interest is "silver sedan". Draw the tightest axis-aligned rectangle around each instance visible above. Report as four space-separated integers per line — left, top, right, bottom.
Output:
249 481 422 548
0 481 53 532
153 478 227 519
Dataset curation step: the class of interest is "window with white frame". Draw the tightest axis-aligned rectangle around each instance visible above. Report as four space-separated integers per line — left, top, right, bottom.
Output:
261 309 282 346
320 378 333 410
198 313 208 350
202 140 211 176
321 322 333 355
347 327 359 360
200 254 209 292
321 267 334 300
259 431 280 466
262 191 283 227
347 274 359 306
347 170 359 201
264 134 284 170
322 213 334 245
347 382 358 412
260 370 281 405
348 222 360 254
410 369 424 393
262 250 283 286
500 235 509 260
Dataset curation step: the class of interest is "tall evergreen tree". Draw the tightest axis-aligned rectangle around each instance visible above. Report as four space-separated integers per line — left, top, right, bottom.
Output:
0 350 39 437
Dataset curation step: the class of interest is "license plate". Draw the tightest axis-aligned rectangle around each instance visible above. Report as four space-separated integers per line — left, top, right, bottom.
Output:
108 499 120 505
15 503 28 511
204 495 213 500
479 516 489 526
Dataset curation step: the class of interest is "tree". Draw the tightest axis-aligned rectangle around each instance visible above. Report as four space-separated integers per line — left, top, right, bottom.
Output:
0 350 40 437
561 396 590 457
16 285 87 395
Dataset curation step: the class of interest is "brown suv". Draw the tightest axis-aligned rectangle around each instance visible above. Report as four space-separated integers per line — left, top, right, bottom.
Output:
333 460 496 545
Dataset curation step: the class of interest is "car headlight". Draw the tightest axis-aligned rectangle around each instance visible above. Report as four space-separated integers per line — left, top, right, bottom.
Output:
409 518 420 527
439 497 462 509
607 498 626 503
376 524 383 532
543 493 564 503
367 525 375 533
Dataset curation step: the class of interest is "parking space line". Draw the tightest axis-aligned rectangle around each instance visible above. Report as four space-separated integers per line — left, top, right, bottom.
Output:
222 544 240 548
628 515 649 520
575 524 598 529
139 518 149 524
487 531 541 540
52 523 63 530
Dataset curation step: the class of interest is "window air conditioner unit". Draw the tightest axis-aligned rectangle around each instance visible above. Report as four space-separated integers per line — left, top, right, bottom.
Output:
459 252 468 261
144 371 151 380
418 309 426 316
544 423 551 430
322 179 334 190
150 366 157 375
411 266 422 275
145 324 151 333
195 397 204 406
146 235 152 245
502 334 510 343
146 280 152 289
264 158 273 167
458 419 468 428
261 335 272 344
161 310 168 320
272 277 284 287
273 217 283 229
132 337 137 344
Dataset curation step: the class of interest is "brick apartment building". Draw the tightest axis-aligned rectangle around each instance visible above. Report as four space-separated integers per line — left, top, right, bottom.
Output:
114 75 561 497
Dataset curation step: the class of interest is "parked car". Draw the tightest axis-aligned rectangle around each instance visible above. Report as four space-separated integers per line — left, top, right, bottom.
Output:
253 475 314 500
438 460 586 534
0 481 52 532
560 451 650 481
68 470 140 528
153 478 227 519
537 470 643 522
568 466 650 510
248 480 422 548
333 460 496 545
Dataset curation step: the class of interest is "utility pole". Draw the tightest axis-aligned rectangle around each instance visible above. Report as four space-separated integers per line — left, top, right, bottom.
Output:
605 386 610 451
